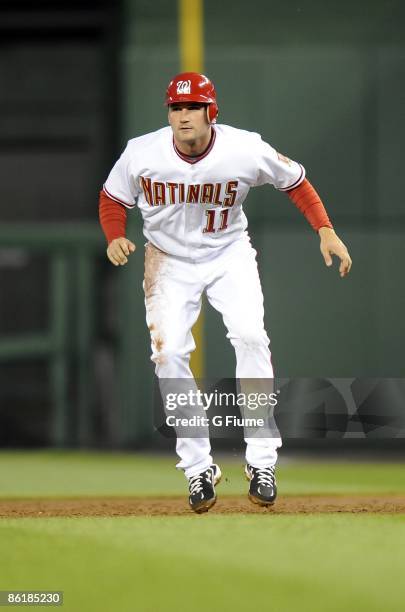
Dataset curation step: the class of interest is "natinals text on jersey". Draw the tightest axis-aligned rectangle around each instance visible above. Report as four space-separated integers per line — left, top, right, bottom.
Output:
140 177 239 207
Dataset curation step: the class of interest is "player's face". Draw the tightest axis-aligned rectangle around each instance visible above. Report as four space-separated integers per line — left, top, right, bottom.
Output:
168 102 211 146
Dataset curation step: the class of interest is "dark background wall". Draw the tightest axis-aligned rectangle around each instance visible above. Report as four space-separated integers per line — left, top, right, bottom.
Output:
1 0 404 448
122 0 405 384
0 1 121 445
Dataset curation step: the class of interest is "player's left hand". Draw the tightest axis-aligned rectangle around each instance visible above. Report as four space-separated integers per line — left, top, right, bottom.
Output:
318 227 352 277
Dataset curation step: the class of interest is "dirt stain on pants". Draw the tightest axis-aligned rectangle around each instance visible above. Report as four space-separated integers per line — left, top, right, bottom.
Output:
144 242 168 363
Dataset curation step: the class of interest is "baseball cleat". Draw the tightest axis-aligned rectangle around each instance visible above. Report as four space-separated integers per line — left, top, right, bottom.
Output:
245 464 277 506
188 464 222 514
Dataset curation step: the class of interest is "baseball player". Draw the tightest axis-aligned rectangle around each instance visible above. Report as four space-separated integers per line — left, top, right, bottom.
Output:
99 72 352 513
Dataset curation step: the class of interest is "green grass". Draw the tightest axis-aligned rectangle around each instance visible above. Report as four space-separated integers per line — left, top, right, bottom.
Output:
1 452 405 612
0 451 405 497
2 515 405 612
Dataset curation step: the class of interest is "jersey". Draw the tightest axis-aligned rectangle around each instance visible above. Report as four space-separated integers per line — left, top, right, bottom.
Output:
103 124 305 259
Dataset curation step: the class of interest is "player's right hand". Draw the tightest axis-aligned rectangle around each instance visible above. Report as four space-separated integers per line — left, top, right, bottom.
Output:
106 237 136 266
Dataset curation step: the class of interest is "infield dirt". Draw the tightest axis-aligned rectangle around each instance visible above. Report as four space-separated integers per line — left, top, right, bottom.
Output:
1 495 405 517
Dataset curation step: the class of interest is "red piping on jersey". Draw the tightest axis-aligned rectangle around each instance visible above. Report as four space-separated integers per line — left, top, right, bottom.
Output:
103 184 134 208
173 128 216 164
99 190 128 244
278 164 305 192
286 178 333 232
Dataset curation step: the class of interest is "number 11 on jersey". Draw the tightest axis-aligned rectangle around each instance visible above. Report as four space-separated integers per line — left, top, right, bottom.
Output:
203 209 229 233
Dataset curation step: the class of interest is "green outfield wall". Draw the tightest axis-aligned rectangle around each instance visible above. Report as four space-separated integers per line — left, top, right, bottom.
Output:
121 0 405 397
2 1 404 446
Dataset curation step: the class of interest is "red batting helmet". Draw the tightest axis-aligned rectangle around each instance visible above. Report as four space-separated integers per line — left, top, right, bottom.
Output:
165 72 219 124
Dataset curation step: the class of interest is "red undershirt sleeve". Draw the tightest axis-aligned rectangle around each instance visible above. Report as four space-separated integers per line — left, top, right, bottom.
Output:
286 178 333 232
99 190 128 244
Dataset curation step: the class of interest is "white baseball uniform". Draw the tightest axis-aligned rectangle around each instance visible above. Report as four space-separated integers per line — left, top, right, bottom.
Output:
104 124 305 477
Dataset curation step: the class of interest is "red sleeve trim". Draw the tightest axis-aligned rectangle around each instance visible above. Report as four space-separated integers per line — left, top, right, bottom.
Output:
103 184 135 209
286 178 333 232
99 190 128 244
278 164 305 192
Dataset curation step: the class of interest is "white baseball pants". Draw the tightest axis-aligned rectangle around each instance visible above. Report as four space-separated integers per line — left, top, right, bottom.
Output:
144 233 282 478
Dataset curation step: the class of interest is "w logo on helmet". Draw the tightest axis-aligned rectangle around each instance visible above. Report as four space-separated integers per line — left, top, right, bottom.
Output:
176 80 191 95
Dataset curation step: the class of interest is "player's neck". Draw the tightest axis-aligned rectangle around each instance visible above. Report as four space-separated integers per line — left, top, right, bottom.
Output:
174 127 213 158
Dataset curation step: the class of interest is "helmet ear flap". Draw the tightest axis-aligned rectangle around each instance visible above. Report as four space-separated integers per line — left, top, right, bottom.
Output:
207 102 219 124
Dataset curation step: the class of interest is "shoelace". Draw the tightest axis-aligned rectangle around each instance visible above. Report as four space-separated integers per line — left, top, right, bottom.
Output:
254 466 275 488
189 469 212 495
